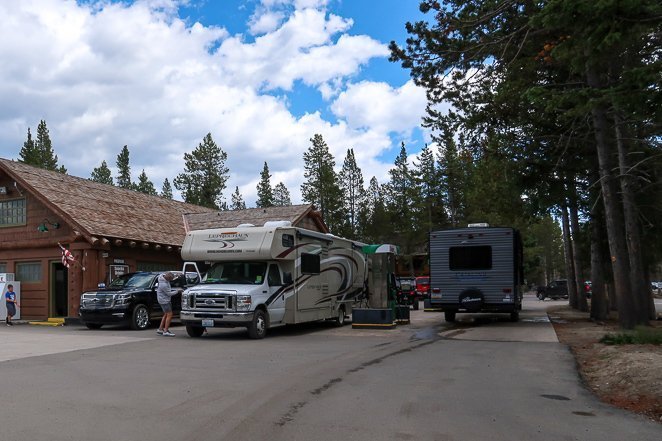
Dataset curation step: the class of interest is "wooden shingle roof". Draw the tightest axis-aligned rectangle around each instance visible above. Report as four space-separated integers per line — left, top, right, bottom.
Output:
0 158 214 246
184 204 328 233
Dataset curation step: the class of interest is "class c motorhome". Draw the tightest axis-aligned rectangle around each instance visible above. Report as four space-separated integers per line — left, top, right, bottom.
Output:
180 222 367 339
428 224 524 322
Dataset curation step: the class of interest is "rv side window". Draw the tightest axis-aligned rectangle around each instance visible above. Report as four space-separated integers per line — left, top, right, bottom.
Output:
449 246 492 270
301 253 320 274
282 234 294 247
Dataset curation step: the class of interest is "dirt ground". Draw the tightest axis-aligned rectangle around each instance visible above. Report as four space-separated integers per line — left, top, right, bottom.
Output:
548 304 662 423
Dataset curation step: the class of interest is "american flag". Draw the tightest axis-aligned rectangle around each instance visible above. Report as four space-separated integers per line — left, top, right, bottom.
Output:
59 243 76 268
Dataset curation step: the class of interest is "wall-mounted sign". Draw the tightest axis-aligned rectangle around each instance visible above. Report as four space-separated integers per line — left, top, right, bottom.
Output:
113 259 125 264
109 265 129 282
102 252 109 258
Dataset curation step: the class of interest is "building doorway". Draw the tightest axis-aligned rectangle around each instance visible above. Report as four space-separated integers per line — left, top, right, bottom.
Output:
50 262 68 317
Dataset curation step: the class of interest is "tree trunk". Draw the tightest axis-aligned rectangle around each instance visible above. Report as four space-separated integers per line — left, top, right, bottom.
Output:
586 62 636 328
561 203 578 307
614 113 650 325
589 195 609 321
568 179 588 312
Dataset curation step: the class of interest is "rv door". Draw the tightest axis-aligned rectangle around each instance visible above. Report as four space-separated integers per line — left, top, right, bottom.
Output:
266 264 286 324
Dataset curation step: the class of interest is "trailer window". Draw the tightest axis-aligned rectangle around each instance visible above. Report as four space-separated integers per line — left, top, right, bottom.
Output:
301 253 320 274
449 246 492 270
282 234 294 247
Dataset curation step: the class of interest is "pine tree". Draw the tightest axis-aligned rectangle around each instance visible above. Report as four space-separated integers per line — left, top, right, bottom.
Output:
412 143 444 234
161 178 173 199
338 148 365 239
363 176 391 243
384 143 416 250
256 162 274 208
301 134 343 232
174 133 229 209
273 182 292 206
230 186 246 210
18 128 39 165
90 161 114 185
116 145 133 189
135 169 157 195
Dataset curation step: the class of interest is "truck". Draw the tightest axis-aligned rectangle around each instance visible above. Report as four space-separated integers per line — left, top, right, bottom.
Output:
179 222 368 339
428 224 524 322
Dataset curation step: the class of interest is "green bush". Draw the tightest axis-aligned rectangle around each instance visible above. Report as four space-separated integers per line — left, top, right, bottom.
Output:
600 326 662 345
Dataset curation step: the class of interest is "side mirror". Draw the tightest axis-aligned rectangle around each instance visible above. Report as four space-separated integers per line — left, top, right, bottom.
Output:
283 272 293 285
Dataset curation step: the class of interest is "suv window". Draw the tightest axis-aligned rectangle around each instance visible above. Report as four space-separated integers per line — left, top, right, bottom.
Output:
108 273 154 289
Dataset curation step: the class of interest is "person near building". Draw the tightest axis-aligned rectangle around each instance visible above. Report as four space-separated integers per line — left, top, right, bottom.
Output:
5 284 18 326
156 272 178 337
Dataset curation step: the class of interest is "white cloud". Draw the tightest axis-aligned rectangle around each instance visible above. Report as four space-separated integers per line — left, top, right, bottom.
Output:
0 0 429 206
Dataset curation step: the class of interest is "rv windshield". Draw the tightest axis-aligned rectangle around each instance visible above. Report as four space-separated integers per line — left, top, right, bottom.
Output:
203 262 267 285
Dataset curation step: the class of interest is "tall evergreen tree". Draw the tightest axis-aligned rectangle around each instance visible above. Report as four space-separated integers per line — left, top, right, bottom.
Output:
384 143 416 251
174 133 229 209
230 186 246 210
19 121 66 172
338 148 365 239
90 160 114 185
273 182 292 206
116 145 133 189
135 169 157 195
363 176 391 243
437 138 468 227
161 178 173 199
412 143 444 234
256 162 274 208
301 134 343 232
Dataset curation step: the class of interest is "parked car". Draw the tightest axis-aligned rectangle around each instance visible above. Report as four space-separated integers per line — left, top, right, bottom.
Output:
584 280 592 299
79 271 195 330
537 279 569 300
415 276 430 299
396 277 420 310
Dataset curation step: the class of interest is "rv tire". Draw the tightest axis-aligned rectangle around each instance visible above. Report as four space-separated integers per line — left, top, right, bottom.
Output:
186 325 205 338
510 311 519 322
248 309 267 339
334 306 346 326
444 311 456 322
412 299 419 310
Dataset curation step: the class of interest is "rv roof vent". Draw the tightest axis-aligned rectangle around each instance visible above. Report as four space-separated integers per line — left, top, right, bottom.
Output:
237 223 256 227
264 220 292 227
468 223 490 228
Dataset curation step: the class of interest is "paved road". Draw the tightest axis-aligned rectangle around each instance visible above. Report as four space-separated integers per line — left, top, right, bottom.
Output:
1 296 660 440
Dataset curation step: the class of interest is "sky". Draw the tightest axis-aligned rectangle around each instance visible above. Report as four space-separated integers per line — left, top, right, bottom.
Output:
0 0 433 206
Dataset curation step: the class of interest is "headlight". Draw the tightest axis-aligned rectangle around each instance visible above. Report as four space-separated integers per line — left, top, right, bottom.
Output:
114 293 131 305
181 292 190 308
235 295 252 311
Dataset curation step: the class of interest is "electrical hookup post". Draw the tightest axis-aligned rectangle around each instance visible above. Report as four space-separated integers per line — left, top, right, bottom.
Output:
352 244 400 329
0 273 21 320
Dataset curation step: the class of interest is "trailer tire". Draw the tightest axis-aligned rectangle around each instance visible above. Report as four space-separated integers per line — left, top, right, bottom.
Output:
186 325 205 338
510 311 520 322
248 309 267 339
412 299 419 310
334 306 346 327
444 311 456 322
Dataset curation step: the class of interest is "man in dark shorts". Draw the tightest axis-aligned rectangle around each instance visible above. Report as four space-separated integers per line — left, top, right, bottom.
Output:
156 272 177 337
5 284 18 326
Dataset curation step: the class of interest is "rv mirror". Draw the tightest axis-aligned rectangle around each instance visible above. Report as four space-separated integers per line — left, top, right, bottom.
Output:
283 272 293 285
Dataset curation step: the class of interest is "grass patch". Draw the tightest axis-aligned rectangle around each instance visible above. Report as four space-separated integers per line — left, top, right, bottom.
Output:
600 326 662 345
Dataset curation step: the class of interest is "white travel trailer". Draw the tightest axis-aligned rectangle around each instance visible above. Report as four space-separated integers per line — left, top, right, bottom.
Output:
428 224 524 322
180 222 367 339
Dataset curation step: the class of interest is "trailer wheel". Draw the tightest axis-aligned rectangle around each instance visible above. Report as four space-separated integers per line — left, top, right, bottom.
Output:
248 309 267 339
334 306 346 327
510 311 519 322
444 311 456 322
412 299 419 310
186 325 205 338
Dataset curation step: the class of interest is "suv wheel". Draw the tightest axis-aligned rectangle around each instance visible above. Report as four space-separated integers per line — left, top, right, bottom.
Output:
131 304 150 330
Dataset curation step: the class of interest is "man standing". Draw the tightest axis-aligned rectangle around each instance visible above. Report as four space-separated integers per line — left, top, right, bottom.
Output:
5 283 18 326
156 272 178 337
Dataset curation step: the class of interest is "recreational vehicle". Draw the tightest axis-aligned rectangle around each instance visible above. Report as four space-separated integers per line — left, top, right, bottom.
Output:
428 224 524 322
180 222 367 339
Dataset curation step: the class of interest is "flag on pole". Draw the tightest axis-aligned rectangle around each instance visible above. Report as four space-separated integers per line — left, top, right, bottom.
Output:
58 242 85 271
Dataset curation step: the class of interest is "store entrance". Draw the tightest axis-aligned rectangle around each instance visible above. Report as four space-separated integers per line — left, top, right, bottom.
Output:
51 262 68 317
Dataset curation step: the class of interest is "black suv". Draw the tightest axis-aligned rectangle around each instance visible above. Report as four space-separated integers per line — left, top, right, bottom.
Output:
79 271 194 330
537 279 569 300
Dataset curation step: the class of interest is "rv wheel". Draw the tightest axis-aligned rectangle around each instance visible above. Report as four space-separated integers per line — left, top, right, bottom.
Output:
412 299 419 311
248 309 267 339
335 306 346 327
510 311 519 322
444 311 456 322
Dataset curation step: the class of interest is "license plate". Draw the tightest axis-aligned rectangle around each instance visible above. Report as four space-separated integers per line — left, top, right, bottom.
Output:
202 319 214 327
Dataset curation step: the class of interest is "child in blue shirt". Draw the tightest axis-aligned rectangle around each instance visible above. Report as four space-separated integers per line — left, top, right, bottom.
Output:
5 284 18 326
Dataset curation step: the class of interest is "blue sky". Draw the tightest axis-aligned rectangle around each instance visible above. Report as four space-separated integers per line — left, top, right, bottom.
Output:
0 0 432 205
